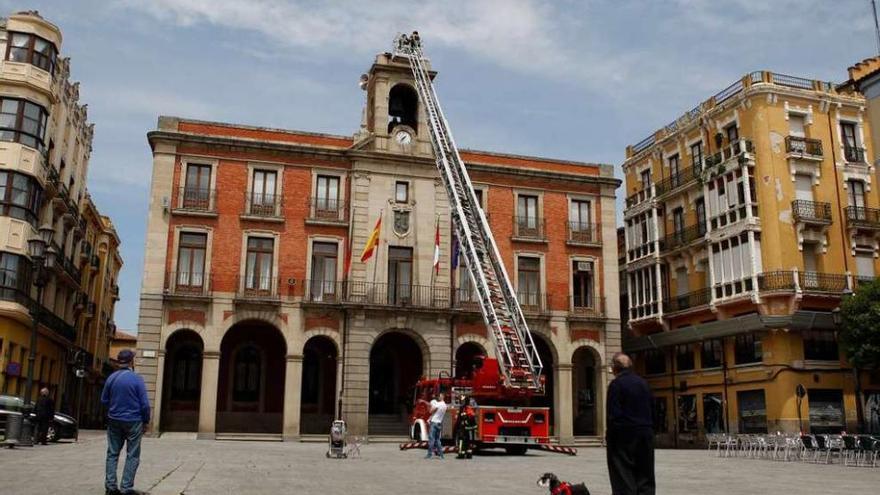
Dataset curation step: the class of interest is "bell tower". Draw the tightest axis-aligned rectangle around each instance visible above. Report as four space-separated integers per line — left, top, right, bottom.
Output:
360 50 435 155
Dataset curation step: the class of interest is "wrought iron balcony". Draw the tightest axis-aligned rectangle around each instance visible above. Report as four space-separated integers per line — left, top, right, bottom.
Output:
654 165 701 196
625 187 654 208
844 145 867 163
452 287 481 312
176 187 216 213
567 221 600 245
0 286 78 342
704 139 754 168
244 192 283 218
302 280 452 309
307 197 348 223
799 272 848 293
165 271 212 298
663 287 711 314
758 270 796 291
785 136 823 157
513 216 546 241
660 223 706 252
235 274 283 302
792 200 832 224
570 294 604 318
845 206 880 230
51 242 82 284
516 292 551 315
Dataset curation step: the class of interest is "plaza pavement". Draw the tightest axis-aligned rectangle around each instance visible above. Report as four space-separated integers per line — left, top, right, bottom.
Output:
1 430 878 494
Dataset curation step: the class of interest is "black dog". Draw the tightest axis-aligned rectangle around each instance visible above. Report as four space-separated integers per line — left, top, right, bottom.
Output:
536 473 590 495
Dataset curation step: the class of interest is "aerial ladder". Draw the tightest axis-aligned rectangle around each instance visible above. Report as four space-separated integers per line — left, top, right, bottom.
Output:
393 33 543 392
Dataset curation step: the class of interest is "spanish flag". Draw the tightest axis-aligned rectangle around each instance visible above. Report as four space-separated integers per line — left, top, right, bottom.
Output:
360 215 382 262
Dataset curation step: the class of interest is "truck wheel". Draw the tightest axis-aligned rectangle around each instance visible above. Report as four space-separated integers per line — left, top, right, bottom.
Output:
505 446 527 455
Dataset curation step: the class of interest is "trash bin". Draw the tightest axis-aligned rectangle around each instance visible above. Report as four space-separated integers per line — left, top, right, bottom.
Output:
19 412 34 447
2 411 22 448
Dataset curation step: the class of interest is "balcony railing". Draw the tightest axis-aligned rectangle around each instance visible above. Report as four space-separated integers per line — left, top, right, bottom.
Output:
799 271 848 293
51 242 82 284
513 216 546 240
236 274 282 301
758 271 796 291
177 187 216 212
567 221 600 244
705 139 754 168
654 165 701 196
244 192 283 218
625 187 654 208
307 197 348 223
165 271 212 298
785 136 823 157
845 206 880 229
663 288 711 314
570 294 604 317
792 200 832 224
302 280 452 309
854 276 877 290
516 292 551 315
660 223 706 252
844 145 867 163
452 287 481 311
0 286 76 342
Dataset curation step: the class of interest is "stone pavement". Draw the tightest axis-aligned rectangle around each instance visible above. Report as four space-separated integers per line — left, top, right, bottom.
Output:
1 430 878 494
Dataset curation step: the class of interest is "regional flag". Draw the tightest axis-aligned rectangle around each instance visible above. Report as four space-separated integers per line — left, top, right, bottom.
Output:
451 233 460 270
360 215 382 262
433 218 441 275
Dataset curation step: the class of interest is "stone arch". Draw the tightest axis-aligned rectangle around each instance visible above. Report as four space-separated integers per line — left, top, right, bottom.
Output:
298 328 341 357
387 82 419 133
161 322 209 351
368 327 431 375
454 340 487 379
367 329 427 435
454 334 494 357
572 345 603 436
161 329 204 432
300 334 339 434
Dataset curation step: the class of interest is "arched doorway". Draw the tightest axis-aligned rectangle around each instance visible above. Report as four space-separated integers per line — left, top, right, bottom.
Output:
217 320 287 434
161 330 203 432
530 335 556 435
300 335 338 434
454 342 485 379
387 83 419 133
368 331 424 435
572 346 600 436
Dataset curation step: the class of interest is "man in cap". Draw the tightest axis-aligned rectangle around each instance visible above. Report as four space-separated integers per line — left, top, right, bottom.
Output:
101 349 150 495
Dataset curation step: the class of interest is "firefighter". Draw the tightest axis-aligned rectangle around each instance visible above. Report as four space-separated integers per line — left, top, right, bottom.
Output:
454 396 478 459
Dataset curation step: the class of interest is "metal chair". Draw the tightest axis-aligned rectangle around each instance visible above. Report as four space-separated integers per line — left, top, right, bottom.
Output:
841 435 860 467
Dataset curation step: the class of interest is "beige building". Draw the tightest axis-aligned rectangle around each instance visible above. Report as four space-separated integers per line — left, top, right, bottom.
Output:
138 51 620 441
0 11 123 425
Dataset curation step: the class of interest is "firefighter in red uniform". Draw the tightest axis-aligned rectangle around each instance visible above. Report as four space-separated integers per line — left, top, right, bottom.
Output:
454 396 478 459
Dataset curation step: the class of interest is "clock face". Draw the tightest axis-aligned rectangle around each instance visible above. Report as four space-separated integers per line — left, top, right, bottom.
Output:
395 130 412 145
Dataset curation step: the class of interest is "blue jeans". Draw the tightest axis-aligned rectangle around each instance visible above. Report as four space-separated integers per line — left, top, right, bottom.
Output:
427 422 443 457
105 419 143 492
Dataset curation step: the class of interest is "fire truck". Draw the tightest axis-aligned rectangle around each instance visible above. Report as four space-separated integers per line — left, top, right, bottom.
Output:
392 33 573 455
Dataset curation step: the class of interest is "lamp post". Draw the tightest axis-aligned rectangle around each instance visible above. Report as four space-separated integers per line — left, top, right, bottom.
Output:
23 225 56 406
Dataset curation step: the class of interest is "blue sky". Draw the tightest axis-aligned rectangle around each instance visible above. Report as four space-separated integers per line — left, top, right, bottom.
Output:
3 0 875 332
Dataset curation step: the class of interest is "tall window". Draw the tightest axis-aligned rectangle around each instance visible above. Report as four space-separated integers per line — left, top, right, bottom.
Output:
841 122 861 162
0 171 42 226
668 154 680 178
517 194 539 232
387 247 413 304
572 260 594 309
0 98 49 151
701 339 723 368
517 257 541 308
640 169 652 190
672 207 684 237
803 330 838 361
695 198 707 234
5 32 57 73
183 164 211 210
315 175 340 213
675 344 695 371
395 181 409 203
734 333 762 364
725 123 739 145
245 237 274 293
569 199 592 241
250 170 278 216
691 142 703 169
310 242 337 301
233 345 261 402
176 233 207 290
848 180 866 209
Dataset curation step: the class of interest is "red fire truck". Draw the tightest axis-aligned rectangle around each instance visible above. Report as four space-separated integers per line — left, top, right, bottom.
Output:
407 356 550 455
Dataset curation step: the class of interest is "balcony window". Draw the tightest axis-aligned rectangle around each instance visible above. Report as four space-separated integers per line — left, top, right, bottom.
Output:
309 242 337 302
701 339 723 368
0 98 49 151
571 260 594 309
0 171 43 226
245 237 274 293
841 122 864 162
388 246 413 305
640 169 652 190
569 199 592 242
176 233 207 291
734 333 762 365
848 180 866 210
183 164 212 210
517 194 539 227
249 170 278 216
675 344 695 371
690 142 703 169
668 154 680 178
0 252 31 301
5 32 57 74
803 330 838 361
695 198 707 234
789 114 806 138
645 349 666 375
316 175 340 212
517 256 541 308
725 123 739 144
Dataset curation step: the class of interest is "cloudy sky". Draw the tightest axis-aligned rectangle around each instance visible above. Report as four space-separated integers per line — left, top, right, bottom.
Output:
3 0 875 332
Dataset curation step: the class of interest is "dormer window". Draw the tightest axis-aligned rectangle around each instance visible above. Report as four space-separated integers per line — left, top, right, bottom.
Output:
387 84 418 134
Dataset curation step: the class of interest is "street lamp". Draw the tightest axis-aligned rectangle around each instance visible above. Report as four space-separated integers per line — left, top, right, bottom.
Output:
23 225 56 406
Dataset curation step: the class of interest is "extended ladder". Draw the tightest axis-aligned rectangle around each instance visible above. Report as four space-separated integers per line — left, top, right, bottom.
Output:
393 33 543 391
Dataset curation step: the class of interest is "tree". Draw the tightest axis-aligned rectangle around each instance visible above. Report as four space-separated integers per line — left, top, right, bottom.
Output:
837 278 880 432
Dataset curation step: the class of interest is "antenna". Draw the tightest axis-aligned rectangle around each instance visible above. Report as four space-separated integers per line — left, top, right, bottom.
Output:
873 0 880 55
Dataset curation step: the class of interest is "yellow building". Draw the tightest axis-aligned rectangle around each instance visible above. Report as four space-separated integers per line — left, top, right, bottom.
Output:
621 70 879 447
0 11 122 425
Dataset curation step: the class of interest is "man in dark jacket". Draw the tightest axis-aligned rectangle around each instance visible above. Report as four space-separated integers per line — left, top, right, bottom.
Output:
606 353 655 495
34 387 55 445
101 349 151 495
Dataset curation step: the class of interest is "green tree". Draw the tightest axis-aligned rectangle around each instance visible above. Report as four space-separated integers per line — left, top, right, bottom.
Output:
837 278 880 432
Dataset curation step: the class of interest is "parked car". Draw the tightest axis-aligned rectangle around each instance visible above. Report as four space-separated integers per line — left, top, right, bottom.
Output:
0 395 78 442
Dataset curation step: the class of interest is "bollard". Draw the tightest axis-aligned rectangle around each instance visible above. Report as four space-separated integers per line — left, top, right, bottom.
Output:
18 413 34 447
2 411 23 448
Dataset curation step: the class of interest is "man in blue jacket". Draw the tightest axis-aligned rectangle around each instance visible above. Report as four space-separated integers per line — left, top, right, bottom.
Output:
101 349 151 495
